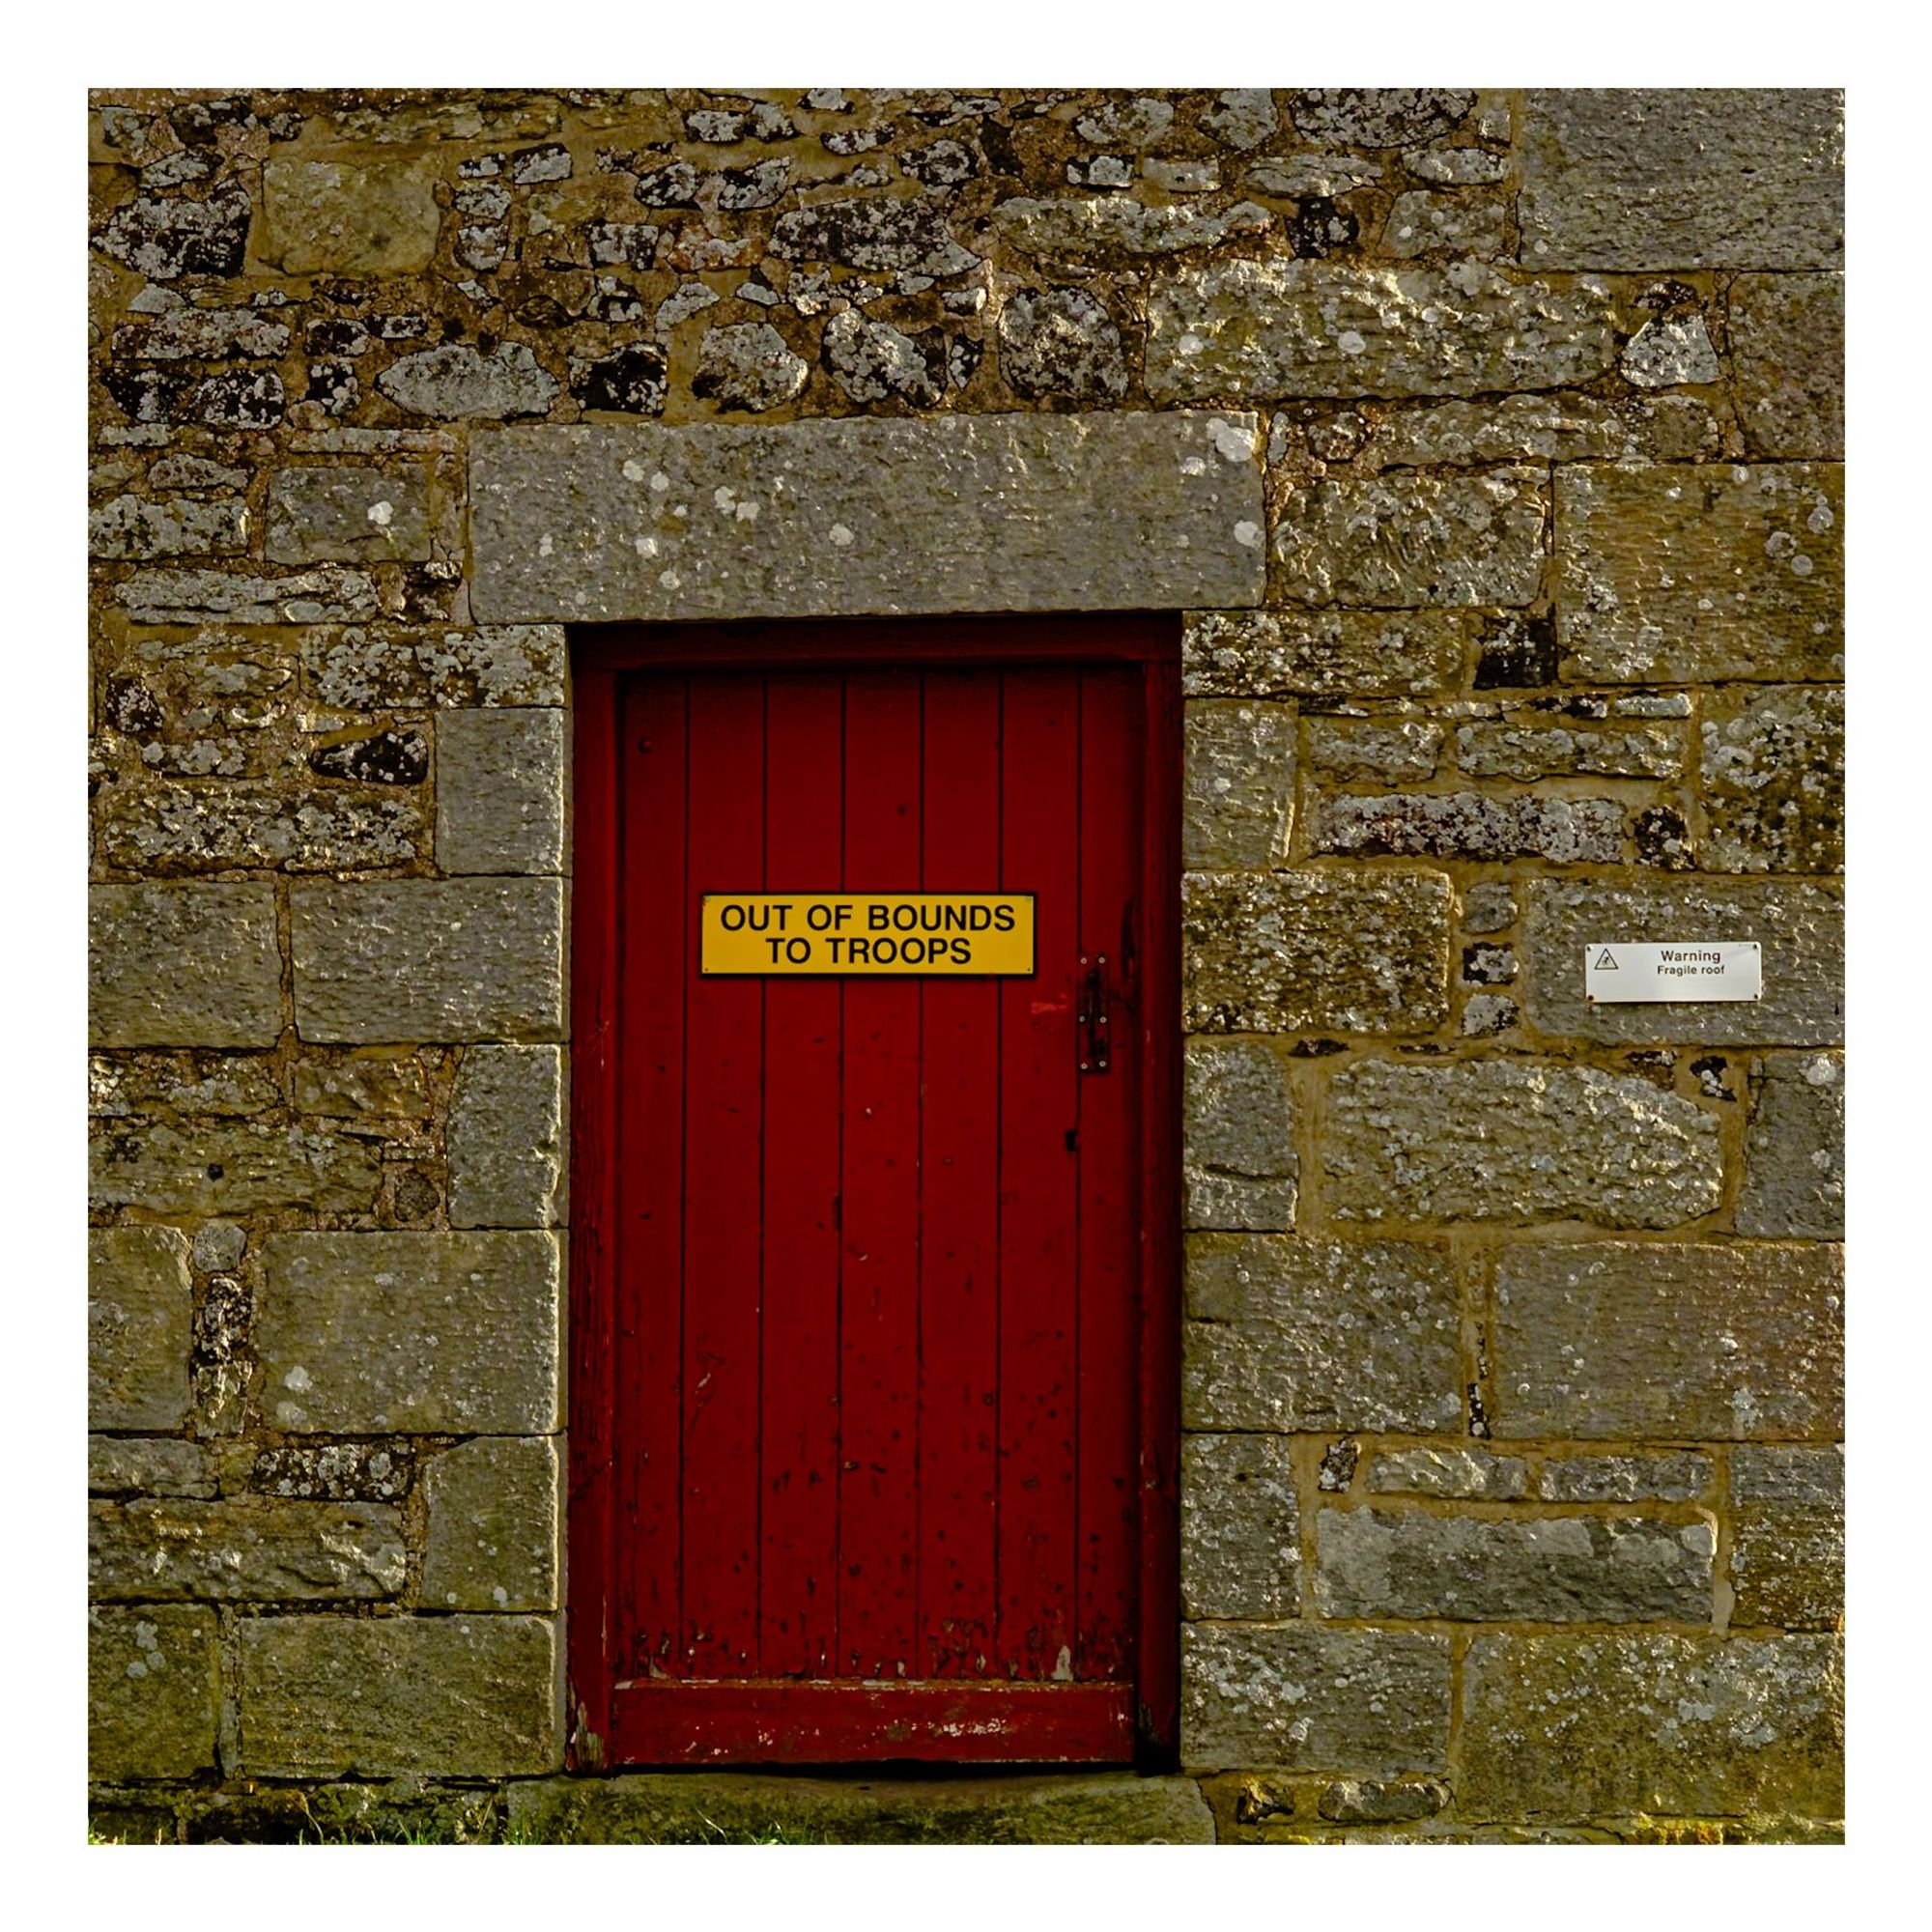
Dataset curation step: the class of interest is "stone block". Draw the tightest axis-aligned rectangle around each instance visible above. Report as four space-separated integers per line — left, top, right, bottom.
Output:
1520 877 1843 1046
378 343 561 420
1455 715 1685 781
448 1044 565 1229
90 1121 382 1217
1554 464 1842 683
469 413 1265 623
1536 1453 1713 1504
262 157 441 274
1378 189 1506 260
1181 1434 1299 1619
89 1053 280 1120
1730 272 1844 459
90 494 248 560
1365 1447 1527 1499
1323 1061 1722 1228
1312 791 1626 865
1182 699 1293 870
990 195 1270 259
1182 1625 1450 1773
1183 610 1474 698
1730 1446 1844 1631
237 1614 560 1777
1184 1236 1461 1434
90 1606 220 1780
1490 1241 1843 1440
291 1055 429 1121
90 885 281 1048
266 466 432 564
1145 261 1617 402
1461 1633 1843 1820
89 1497 405 1601
1182 1037 1296 1231
90 1228 191 1432
303 625 567 709
1518 90 1842 269
291 879 564 1043
97 782 423 875
421 1437 561 1611
436 710 567 875
256 1232 561 1435
1183 867 1451 1034
1274 470 1547 608
1700 686 1844 875
90 1436 217 1499
116 565 379 625
1306 719 1442 783
1737 1051 1844 1238
1313 1508 1714 1621
1355 392 1721 471
507 1772 1215 1844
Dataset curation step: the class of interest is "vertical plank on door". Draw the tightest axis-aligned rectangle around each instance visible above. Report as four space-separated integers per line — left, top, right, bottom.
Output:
681 673 766 1677
838 672 923 1679
917 669 1002 1677
759 673 844 1678
1075 668 1142 1681
996 668 1082 1680
617 674 688 1680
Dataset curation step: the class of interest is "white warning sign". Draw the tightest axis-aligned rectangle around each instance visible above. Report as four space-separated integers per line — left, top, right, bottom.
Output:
1584 941 1762 1004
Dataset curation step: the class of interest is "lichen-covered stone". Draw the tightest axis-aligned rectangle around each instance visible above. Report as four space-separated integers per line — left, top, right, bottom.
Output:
262 158 440 274
422 1436 560 1611
90 494 248 560
93 182 250 280
290 879 564 1043
1182 1434 1299 1619
1365 1447 1527 1500
89 1497 405 1601
1201 89 1277 150
771 193 980 275
307 729 429 787
90 884 281 1047
992 195 1271 259
448 1044 564 1229
90 1054 279 1121
821 310 945 407
1461 1633 1842 1820
1730 1446 1843 1630
508 1771 1214 1845
1323 1061 1723 1228
469 414 1264 624
90 1435 217 1499
116 565 379 624
1183 609 1473 698
1729 272 1843 459
250 1442 412 1503
1699 685 1843 874
1182 699 1293 869
97 782 422 873
1456 714 1684 781
1312 791 1625 865
1305 719 1442 782
377 343 560 420
1620 312 1719 387
436 709 566 874
90 1228 192 1431
1290 89 1474 148
996 288 1126 400
302 625 566 709
1184 1236 1461 1433
237 1614 560 1777
1378 189 1506 260
1313 1508 1715 1621
1536 1453 1714 1504
1518 89 1842 270
572 342 668 416
1355 392 1721 470
1520 877 1843 1046
89 1120 383 1217
1183 868 1451 1034
694 322 810 412
1555 463 1842 683
266 466 431 564
90 1606 220 1780
1182 1625 1451 1772
1490 1241 1842 1440
1274 470 1547 608
256 1232 561 1435
1318 1776 1451 1825
1147 262 1616 403
1737 1051 1844 1238
1183 1037 1296 1231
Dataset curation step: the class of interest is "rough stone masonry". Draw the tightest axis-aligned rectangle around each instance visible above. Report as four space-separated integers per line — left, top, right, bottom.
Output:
88 87 1843 1845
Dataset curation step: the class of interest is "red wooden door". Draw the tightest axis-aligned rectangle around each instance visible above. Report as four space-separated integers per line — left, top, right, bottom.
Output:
572 620 1179 1767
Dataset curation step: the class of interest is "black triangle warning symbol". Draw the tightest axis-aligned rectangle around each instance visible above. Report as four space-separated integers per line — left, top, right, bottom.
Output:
1596 949 1618 969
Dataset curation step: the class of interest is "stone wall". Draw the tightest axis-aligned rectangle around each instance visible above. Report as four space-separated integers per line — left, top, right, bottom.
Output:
88 86 1843 1844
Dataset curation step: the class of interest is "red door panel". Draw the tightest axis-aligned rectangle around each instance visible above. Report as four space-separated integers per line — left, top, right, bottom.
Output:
573 623 1177 1767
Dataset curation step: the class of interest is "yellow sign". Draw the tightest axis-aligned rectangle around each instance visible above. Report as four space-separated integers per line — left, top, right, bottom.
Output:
700 894 1036 976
